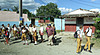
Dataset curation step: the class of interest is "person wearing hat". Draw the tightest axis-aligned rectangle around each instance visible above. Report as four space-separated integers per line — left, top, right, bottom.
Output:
47 24 54 46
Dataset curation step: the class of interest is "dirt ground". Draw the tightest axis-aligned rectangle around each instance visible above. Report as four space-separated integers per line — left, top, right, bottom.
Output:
0 32 100 55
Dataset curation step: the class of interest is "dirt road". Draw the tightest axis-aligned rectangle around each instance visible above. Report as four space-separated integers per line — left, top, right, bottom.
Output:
0 32 100 55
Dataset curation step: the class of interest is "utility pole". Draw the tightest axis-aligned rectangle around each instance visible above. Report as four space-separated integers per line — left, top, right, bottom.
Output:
19 0 23 24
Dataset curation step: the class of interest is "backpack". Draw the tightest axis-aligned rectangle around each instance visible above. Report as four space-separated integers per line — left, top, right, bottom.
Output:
85 28 90 34
74 30 80 38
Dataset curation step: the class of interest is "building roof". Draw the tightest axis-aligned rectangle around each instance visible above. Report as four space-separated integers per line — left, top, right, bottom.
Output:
0 11 28 21
62 8 99 18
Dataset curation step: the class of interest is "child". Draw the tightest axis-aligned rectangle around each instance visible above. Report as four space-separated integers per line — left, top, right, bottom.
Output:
32 25 37 45
4 28 9 45
0 28 2 38
46 24 49 40
21 26 28 45
12 24 18 39
7 24 11 41
2 24 5 38
39 24 44 42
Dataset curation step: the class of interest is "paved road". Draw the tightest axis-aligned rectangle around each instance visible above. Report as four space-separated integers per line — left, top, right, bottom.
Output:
0 32 100 55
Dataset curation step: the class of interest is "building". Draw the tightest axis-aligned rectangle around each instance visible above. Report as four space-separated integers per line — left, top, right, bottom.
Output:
38 16 54 23
0 11 30 26
62 8 99 33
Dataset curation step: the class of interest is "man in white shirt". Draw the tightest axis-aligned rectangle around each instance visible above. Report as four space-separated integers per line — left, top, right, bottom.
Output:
84 26 93 53
76 26 83 53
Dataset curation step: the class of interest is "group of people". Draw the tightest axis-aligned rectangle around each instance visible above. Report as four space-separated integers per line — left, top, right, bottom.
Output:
0 23 56 46
76 25 93 53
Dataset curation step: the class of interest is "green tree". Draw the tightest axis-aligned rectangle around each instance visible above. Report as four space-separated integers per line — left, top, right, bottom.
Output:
11 6 19 13
23 9 35 19
36 2 61 21
93 15 100 38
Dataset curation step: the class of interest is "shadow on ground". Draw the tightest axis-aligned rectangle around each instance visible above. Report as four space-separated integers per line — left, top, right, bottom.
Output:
81 43 95 52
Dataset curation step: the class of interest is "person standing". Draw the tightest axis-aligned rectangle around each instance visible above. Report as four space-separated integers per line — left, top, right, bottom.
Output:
76 26 83 53
32 25 37 45
12 24 18 39
4 28 9 45
28 24 33 43
2 24 6 38
46 24 49 41
47 24 54 46
39 24 44 42
53 24 56 37
7 24 11 41
84 26 93 53
21 26 28 45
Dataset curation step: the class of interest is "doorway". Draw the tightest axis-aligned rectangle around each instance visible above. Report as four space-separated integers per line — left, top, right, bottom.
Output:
76 17 84 31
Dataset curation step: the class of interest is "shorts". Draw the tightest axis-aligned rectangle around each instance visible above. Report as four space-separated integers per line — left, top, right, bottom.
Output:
14 31 17 35
33 32 37 37
21 33 26 40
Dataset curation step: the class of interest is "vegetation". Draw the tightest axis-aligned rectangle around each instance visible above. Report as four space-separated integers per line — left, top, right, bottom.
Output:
22 9 35 19
36 2 61 21
93 15 100 38
11 6 19 13
1 6 35 19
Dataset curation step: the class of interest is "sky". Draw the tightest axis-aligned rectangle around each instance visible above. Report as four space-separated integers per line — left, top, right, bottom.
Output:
0 0 100 15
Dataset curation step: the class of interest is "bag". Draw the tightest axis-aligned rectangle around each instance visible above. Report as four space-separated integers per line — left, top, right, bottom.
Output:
52 37 56 43
54 31 56 35
85 28 89 34
74 30 80 38
39 31 44 35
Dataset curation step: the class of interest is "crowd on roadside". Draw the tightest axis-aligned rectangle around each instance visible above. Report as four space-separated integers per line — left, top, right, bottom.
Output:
0 23 56 46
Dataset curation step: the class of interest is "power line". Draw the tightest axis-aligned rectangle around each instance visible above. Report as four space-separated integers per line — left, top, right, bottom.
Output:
39 0 46 4
70 0 100 8
80 0 100 5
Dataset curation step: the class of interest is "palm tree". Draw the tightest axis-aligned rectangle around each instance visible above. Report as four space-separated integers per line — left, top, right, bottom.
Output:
11 6 19 12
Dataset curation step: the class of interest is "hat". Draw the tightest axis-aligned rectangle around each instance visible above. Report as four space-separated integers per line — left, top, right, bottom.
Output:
48 24 51 26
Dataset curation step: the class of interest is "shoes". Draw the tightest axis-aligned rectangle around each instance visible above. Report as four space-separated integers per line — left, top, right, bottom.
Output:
88 50 92 53
84 49 87 51
8 44 10 45
23 43 25 45
34 41 37 45
76 52 81 54
27 43 29 45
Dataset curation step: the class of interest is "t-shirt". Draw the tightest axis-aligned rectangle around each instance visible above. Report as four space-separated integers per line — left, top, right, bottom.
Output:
32 27 36 32
25 26 29 30
7 27 11 32
86 27 92 36
77 29 83 38
46 27 49 32
29 27 33 35
40 27 44 33
22 29 26 33
48 27 54 36
2 26 5 30
14 27 17 31
18 27 21 31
